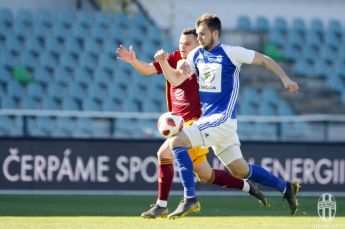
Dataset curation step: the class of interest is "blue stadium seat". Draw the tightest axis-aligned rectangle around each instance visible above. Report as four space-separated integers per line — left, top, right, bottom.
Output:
305 31 322 48
1 96 17 109
292 18 306 34
56 117 75 136
277 101 294 115
75 117 93 137
0 23 8 41
95 11 110 29
326 74 344 92
113 118 138 138
287 29 304 49
13 21 30 41
88 83 107 102
60 52 78 72
40 51 57 71
21 96 39 109
137 119 157 138
48 83 65 101
91 26 107 44
6 34 22 55
78 53 95 73
26 36 41 56
36 10 54 28
27 83 45 100
0 8 14 27
94 68 113 87
293 59 313 77
324 32 340 50
54 65 74 84
255 16 269 33
313 59 332 77
267 30 286 48
76 10 93 28
74 66 93 87
19 51 37 71
45 36 62 56
273 17 288 33
237 16 251 31
33 22 48 41
102 99 120 111
238 102 256 115
52 22 70 42
7 81 26 99
62 97 80 111
113 12 128 29
82 98 100 111
64 37 82 57
57 10 74 28
72 24 88 43
0 115 23 136
68 82 85 101
328 19 342 36
310 18 324 36
283 43 300 62
42 97 59 110
302 45 318 63
17 9 33 27
33 66 51 86
84 39 102 57
122 99 140 112
320 46 335 65
0 49 17 69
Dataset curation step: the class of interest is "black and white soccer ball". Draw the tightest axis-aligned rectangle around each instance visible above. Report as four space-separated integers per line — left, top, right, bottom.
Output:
157 112 184 138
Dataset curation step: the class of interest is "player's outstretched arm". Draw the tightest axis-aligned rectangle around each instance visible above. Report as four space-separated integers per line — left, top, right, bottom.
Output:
251 52 299 93
154 49 190 86
116 45 157 76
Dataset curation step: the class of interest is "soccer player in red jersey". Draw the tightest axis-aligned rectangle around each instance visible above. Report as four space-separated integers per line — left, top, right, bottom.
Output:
116 28 267 218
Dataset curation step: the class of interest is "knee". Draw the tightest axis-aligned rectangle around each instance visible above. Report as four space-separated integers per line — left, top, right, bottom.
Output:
230 170 248 179
157 146 173 159
195 173 210 183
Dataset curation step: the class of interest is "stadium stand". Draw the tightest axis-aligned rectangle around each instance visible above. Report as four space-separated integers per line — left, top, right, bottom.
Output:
1 7 344 140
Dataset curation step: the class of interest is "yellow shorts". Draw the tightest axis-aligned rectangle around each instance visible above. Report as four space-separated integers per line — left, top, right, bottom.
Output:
185 120 209 166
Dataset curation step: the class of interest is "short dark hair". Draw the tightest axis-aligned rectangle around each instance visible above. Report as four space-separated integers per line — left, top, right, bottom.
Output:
181 28 197 38
196 14 222 36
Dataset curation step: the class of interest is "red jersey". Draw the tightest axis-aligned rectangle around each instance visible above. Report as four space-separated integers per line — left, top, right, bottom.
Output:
152 50 202 122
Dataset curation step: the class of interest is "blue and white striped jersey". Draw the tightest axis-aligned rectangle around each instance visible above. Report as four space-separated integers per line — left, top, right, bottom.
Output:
186 43 255 119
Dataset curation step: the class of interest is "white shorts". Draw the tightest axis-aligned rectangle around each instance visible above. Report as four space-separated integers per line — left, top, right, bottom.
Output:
183 115 243 164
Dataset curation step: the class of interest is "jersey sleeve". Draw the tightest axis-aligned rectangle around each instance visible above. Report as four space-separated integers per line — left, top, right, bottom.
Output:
152 51 179 74
222 45 255 67
152 61 162 74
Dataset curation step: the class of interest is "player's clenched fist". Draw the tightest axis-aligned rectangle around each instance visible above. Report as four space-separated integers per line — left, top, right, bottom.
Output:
283 79 299 93
154 49 168 62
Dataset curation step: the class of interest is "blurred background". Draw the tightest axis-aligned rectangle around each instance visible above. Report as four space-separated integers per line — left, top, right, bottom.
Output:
0 0 344 195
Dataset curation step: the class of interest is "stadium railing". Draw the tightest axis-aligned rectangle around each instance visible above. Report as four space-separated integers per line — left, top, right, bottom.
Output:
0 109 345 142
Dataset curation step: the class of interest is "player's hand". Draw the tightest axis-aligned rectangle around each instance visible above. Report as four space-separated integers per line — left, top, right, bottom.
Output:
177 60 192 76
154 49 168 62
283 79 299 93
116 45 136 64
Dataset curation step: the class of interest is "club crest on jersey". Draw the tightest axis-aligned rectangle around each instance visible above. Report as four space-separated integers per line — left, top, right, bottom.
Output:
174 88 185 101
201 66 215 83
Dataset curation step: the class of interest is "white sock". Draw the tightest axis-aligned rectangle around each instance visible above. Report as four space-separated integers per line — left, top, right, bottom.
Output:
156 199 167 208
242 180 250 192
282 187 286 194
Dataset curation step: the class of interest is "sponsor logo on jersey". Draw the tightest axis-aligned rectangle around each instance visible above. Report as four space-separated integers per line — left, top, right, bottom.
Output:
201 66 215 83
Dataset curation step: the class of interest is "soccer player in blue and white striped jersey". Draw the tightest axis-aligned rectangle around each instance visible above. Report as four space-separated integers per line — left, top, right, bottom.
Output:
154 13 300 218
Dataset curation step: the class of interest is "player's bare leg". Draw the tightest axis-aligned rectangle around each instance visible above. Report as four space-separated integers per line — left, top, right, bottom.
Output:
194 161 267 206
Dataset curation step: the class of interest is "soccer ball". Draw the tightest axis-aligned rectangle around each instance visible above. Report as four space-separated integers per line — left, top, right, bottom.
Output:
157 112 184 138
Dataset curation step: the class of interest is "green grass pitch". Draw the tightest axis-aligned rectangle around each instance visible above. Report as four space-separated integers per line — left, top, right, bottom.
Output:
0 195 344 229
